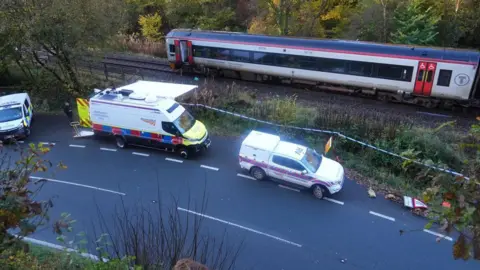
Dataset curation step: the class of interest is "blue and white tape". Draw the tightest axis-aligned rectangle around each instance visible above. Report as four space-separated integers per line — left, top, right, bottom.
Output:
183 102 470 180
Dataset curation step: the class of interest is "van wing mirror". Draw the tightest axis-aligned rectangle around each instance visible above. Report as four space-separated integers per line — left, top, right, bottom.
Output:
301 170 308 175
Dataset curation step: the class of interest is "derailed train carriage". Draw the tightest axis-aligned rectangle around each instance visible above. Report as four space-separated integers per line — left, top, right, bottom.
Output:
165 29 480 109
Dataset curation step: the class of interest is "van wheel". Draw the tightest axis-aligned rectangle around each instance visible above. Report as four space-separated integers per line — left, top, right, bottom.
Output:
312 185 325 199
24 128 31 138
115 136 126 148
178 148 188 159
250 167 266 181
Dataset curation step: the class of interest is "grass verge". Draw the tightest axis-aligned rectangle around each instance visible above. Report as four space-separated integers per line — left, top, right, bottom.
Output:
186 82 476 197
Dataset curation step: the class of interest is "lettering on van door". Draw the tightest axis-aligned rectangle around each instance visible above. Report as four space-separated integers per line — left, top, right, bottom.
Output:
92 110 108 121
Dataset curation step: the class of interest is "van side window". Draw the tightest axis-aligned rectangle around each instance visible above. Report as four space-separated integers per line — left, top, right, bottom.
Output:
24 99 30 108
162 122 179 135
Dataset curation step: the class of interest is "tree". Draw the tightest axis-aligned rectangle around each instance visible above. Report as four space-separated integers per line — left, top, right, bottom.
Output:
404 119 480 260
0 142 64 252
0 0 126 97
390 0 440 45
139 12 164 41
249 0 358 38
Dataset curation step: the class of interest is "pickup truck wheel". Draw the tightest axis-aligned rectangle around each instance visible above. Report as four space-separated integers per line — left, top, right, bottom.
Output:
312 185 325 199
250 167 266 181
115 136 127 149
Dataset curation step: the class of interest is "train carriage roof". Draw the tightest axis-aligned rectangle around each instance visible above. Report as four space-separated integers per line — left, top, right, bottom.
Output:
167 29 480 64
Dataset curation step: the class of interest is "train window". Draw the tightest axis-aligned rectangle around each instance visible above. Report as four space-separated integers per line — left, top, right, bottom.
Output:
319 58 346 73
192 46 205 57
169 45 175 53
297 56 317 71
417 70 424 81
426 70 433 82
376 64 413 81
231 50 251 62
252 52 274 65
212 48 229 60
348 61 373 76
276 55 300 68
437 69 452 87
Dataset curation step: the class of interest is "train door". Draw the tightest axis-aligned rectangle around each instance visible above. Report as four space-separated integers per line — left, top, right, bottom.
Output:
413 61 437 96
174 40 194 67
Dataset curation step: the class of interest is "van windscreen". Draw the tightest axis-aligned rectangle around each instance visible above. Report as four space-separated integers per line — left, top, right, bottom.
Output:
173 110 195 133
0 107 22 123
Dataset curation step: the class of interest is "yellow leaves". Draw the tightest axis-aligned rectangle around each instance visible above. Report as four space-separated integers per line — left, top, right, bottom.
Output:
453 235 470 260
57 162 67 170
138 12 163 41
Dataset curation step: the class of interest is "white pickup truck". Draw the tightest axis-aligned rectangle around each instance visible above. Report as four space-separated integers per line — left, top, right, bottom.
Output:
239 130 344 199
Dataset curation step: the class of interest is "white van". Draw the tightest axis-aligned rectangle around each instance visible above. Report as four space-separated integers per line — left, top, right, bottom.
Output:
0 93 34 141
239 130 344 199
86 81 211 159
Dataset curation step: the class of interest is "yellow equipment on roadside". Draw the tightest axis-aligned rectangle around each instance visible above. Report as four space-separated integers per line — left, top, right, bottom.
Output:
76 98 92 128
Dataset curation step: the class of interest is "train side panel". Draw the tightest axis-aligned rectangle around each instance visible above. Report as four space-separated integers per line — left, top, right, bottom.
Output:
187 39 417 93
431 63 476 100
166 34 479 103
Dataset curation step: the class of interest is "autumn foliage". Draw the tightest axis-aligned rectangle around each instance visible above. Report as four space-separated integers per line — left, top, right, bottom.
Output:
421 120 480 260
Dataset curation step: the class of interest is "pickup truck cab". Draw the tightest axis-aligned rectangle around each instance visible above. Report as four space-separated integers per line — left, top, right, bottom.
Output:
239 130 344 199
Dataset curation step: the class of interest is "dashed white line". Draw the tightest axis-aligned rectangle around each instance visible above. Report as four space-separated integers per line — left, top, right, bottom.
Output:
200 165 219 171
132 152 149 157
369 211 396 222
177 207 302 248
69 144 86 148
100 147 117 152
166 157 183 163
423 229 453 241
278 185 300 192
17 141 24 144
30 176 126 196
237 173 256 180
40 142 56 146
324 197 345 205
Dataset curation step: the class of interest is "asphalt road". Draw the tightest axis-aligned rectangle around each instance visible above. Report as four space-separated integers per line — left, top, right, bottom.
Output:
3 113 478 270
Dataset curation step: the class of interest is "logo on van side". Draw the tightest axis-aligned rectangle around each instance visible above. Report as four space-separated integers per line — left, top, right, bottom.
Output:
141 118 156 126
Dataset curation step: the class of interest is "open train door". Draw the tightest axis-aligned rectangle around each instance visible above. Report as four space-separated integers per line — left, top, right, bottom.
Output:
174 40 194 68
413 61 437 96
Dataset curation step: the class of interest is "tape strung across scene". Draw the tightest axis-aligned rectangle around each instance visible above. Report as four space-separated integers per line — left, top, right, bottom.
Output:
181 102 470 180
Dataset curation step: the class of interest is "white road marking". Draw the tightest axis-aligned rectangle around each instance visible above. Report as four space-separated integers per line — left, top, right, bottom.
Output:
177 207 302 248
237 173 256 180
278 185 300 192
19 235 106 262
200 165 219 171
30 176 126 196
416 111 451 118
69 144 86 148
40 142 56 145
324 197 345 205
17 141 24 143
100 147 117 152
369 211 396 222
132 152 149 157
423 229 453 241
166 157 183 163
